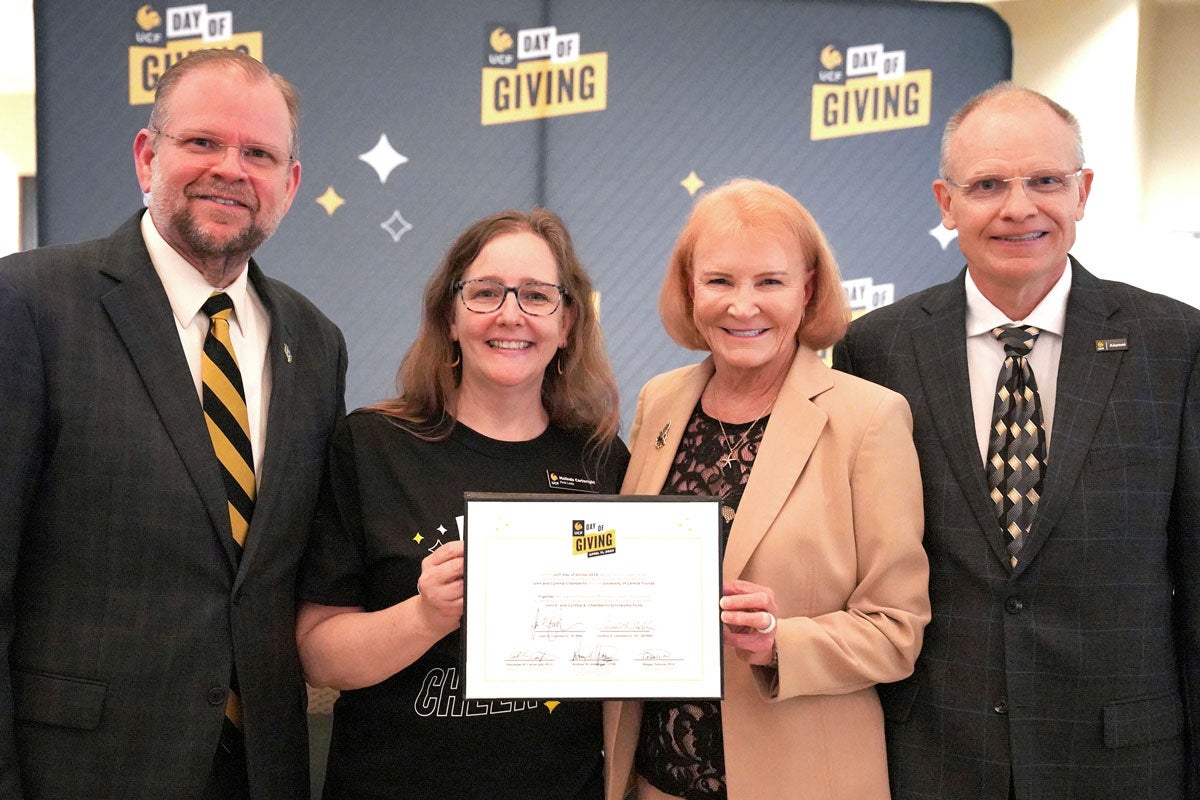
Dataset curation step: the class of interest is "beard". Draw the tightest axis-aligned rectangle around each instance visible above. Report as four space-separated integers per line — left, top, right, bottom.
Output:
169 203 271 261
149 172 285 266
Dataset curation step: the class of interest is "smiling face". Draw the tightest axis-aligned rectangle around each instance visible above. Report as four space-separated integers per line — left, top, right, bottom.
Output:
449 230 575 401
133 63 300 281
690 229 812 383
934 92 1092 317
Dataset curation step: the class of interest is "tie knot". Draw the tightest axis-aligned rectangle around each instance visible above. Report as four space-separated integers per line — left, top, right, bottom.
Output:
201 292 235 321
993 324 1040 357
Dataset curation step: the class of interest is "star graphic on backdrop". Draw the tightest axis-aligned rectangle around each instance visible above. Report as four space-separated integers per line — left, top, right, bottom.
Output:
381 210 414 242
359 134 409 184
544 701 561 713
315 186 345 216
929 223 958 250
412 531 424 544
427 539 445 553
680 170 705 196
437 524 447 536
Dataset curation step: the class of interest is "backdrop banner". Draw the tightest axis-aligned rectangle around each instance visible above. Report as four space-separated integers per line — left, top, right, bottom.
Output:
34 0 1010 426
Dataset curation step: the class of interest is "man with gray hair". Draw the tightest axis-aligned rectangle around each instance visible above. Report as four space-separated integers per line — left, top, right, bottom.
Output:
835 83 1199 799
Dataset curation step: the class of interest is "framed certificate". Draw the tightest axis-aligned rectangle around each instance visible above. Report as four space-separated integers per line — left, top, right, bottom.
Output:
462 493 723 700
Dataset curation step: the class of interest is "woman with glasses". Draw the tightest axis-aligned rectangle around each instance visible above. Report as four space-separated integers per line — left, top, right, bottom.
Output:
298 208 629 800
603 179 930 800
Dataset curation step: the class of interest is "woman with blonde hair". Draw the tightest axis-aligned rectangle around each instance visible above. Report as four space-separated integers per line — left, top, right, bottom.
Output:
299 208 629 799
605 178 930 799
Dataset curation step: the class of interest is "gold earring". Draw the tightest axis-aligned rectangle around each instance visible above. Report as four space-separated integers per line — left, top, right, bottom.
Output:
556 351 565 375
448 343 461 368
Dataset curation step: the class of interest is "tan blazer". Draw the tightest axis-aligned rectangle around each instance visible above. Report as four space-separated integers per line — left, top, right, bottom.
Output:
604 347 930 800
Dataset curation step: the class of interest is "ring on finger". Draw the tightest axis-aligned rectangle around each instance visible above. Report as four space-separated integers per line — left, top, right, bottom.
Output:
756 612 777 635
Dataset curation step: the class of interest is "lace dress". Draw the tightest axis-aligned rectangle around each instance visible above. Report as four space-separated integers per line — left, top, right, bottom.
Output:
634 402 768 800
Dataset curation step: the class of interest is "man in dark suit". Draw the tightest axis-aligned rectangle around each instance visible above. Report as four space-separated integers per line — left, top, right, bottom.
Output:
834 84 1199 800
0 50 346 799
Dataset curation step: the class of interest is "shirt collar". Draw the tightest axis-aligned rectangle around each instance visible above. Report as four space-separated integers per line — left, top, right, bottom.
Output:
141 210 253 332
965 259 1071 339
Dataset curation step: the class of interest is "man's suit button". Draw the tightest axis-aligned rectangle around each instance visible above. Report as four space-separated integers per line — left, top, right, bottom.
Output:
993 696 1009 714
207 687 228 706
1005 597 1024 614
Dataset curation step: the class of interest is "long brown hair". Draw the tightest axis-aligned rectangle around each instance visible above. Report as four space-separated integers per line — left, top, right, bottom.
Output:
370 209 620 450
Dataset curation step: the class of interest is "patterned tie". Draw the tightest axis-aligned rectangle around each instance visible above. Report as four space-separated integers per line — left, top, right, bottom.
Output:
985 325 1046 567
200 292 254 744
201 292 255 550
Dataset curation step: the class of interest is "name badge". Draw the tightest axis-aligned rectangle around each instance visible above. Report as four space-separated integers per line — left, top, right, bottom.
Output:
546 470 599 493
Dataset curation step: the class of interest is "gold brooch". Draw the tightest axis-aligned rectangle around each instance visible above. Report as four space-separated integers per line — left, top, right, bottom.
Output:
655 421 671 450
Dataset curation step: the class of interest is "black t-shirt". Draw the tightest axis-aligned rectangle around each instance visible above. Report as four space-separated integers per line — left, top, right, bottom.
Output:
303 410 630 800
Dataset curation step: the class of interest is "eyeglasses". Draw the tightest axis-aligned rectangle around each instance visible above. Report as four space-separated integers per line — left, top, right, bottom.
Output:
151 129 295 174
943 169 1084 202
454 279 568 316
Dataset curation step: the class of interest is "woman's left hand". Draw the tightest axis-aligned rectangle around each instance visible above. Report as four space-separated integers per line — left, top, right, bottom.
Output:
720 579 779 666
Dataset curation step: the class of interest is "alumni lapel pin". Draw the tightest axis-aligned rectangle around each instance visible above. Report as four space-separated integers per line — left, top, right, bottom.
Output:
655 421 671 450
284 343 293 363
1095 338 1127 352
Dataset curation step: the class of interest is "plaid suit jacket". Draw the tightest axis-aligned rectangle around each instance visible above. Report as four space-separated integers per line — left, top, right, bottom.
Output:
0 212 347 799
833 259 1200 800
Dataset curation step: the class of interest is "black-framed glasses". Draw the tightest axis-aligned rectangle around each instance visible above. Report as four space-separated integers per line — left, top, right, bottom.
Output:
943 169 1084 203
454 279 568 316
150 128 295 175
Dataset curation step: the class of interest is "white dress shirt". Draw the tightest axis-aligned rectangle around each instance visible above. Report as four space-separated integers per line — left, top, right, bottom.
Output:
141 211 272 480
965 261 1070 464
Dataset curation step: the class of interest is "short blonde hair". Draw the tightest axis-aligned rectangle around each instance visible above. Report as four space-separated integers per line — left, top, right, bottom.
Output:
659 178 849 351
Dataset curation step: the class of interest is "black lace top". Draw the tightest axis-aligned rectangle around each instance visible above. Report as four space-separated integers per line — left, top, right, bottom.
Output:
634 402 768 800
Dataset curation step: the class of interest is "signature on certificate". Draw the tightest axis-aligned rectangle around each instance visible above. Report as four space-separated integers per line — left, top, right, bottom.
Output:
639 648 673 660
600 616 655 633
572 644 617 666
531 608 585 635
506 649 557 663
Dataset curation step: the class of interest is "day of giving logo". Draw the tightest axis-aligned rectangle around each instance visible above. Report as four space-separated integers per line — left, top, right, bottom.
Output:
818 276 895 365
128 4 263 105
571 519 615 558
481 22 607 126
810 41 931 141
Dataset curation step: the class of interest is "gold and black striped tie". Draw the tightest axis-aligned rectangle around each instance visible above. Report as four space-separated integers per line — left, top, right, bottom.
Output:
201 292 255 549
200 291 253 746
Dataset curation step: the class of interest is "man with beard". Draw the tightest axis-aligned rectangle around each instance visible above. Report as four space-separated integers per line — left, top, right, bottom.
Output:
0 49 346 800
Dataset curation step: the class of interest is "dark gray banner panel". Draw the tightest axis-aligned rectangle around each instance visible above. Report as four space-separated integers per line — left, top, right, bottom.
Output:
34 1 1009 424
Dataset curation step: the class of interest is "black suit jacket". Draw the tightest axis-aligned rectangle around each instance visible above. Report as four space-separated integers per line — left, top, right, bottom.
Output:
833 259 1200 800
0 212 347 799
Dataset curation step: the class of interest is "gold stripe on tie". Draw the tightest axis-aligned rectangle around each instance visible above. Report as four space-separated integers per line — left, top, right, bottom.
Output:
201 292 255 548
200 292 254 740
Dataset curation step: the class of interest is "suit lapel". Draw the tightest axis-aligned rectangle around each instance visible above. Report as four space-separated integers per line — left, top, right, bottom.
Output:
626 361 713 498
912 275 1014 567
723 348 829 581
234 266 296 586
1013 261 1124 575
98 216 235 568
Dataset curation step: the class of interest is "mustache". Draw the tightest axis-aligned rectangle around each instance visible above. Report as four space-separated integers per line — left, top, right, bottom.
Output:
186 182 258 211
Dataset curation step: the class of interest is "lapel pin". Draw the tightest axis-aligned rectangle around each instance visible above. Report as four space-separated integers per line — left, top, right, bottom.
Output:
655 421 671 450
283 343 293 363
1095 338 1127 352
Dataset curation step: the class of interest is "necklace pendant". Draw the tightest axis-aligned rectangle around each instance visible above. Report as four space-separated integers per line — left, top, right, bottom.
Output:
719 454 735 468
